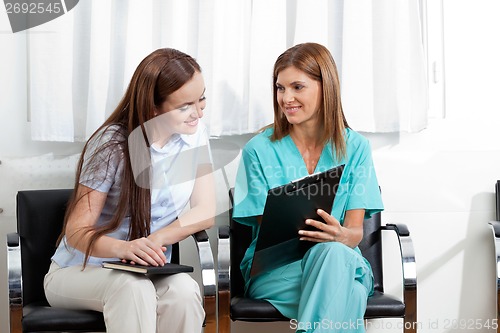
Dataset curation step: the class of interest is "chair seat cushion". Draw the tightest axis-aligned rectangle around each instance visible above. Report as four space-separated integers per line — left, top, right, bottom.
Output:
230 291 405 322
23 303 106 332
364 291 406 318
231 296 288 322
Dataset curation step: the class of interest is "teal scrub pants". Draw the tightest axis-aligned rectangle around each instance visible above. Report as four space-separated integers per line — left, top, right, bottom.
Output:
246 242 373 333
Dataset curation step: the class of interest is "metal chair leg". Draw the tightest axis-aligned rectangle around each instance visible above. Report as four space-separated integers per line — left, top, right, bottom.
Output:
218 226 231 333
192 231 217 333
7 232 22 333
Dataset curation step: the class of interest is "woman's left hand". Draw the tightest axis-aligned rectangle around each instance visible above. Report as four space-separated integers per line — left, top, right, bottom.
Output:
298 208 364 248
298 209 343 243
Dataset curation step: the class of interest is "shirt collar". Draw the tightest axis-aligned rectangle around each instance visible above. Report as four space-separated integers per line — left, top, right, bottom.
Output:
149 130 199 154
179 132 197 147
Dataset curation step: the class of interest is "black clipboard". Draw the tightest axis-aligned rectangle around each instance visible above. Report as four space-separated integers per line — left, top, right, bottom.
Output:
249 164 345 277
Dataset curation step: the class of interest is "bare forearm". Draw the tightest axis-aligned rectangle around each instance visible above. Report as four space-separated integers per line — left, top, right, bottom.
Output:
65 186 166 265
337 225 363 248
150 207 214 246
66 229 125 258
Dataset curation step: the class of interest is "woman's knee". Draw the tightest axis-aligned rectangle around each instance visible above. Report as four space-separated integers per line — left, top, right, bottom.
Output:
307 241 353 259
158 273 202 304
108 273 157 303
302 242 362 272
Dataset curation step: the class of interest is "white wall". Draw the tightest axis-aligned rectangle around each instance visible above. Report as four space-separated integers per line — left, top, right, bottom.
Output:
1 1 500 333
367 0 500 331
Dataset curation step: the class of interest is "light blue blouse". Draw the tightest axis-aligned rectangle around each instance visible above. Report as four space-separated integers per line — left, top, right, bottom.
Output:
52 122 211 268
232 127 384 282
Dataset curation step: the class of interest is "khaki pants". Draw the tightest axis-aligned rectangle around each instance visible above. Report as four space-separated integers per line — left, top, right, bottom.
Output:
44 262 204 333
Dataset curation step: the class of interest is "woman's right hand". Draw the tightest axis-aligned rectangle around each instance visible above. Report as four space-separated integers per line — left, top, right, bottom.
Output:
117 237 167 266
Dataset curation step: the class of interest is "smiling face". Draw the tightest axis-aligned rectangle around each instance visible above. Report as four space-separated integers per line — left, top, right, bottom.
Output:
153 71 206 144
276 66 322 128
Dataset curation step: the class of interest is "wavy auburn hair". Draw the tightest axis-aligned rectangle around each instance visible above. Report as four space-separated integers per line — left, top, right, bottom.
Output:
271 42 349 161
58 48 201 266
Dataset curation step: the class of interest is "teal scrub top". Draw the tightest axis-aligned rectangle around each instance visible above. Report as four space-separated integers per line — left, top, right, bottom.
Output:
232 127 384 282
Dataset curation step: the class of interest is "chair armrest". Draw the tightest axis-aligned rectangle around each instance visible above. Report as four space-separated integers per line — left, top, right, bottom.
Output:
7 232 22 333
384 223 410 237
490 221 500 238
488 221 500 323
7 233 19 247
381 223 417 327
217 226 231 330
190 230 216 333
192 230 210 242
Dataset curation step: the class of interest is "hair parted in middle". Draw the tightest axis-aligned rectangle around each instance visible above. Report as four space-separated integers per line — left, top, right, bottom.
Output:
271 42 349 161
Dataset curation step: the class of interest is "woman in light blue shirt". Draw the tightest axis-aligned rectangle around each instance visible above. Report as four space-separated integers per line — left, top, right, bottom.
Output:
44 48 215 333
233 43 384 333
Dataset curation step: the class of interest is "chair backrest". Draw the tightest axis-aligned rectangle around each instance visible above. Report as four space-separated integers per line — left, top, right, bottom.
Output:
358 213 384 293
17 189 73 306
228 188 249 297
16 189 180 307
228 188 384 297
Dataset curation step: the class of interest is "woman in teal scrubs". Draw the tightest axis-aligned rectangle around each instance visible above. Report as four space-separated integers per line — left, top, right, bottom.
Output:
232 43 384 333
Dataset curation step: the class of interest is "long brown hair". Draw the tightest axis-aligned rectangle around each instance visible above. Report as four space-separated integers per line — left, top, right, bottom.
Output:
58 48 201 265
271 42 349 161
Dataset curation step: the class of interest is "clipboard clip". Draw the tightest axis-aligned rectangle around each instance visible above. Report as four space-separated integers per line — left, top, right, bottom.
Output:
286 164 345 193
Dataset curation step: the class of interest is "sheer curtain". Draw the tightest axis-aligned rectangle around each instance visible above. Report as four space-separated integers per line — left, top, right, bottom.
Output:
340 0 428 132
28 0 428 141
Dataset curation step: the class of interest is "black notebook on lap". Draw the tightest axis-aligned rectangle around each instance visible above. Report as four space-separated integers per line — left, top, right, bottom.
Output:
249 164 345 277
102 261 193 275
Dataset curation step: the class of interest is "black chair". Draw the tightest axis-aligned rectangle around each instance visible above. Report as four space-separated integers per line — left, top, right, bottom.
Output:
218 188 417 333
7 189 216 333
489 180 500 332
